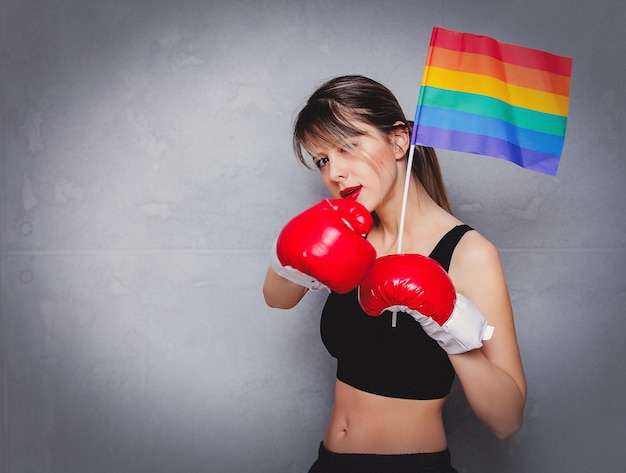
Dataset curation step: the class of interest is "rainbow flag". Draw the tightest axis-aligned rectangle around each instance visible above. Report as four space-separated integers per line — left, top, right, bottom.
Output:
412 27 573 176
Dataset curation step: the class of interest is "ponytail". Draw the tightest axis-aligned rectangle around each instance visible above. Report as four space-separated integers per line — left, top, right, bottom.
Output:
411 145 452 214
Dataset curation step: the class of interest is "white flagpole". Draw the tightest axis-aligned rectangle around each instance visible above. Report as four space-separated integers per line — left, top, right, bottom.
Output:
396 143 415 255
390 142 415 328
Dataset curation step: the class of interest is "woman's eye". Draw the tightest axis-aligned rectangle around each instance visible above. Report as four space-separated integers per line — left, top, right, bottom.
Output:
315 157 329 169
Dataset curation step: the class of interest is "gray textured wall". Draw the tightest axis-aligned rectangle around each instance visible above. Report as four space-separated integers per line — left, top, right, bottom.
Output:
1 1 625 472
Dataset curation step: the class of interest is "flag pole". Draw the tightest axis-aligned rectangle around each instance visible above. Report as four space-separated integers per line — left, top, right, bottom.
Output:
396 143 415 255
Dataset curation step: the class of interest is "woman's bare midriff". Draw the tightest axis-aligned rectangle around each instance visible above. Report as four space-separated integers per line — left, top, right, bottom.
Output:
323 379 448 454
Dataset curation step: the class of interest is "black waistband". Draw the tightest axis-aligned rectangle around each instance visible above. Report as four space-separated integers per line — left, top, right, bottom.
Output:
309 442 457 473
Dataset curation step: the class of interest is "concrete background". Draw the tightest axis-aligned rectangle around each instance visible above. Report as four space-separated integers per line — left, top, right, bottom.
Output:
1 0 625 472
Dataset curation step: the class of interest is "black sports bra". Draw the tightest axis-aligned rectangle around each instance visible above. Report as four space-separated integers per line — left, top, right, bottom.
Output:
320 224 473 400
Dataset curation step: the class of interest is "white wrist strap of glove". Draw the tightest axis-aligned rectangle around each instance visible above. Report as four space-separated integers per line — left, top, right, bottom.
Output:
270 239 327 292
438 293 494 354
398 293 495 354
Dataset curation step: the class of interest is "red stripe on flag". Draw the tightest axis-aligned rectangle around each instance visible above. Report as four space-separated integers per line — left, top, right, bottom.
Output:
429 27 572 77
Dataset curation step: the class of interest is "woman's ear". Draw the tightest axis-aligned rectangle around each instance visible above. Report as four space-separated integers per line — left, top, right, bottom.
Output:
390 121 410 159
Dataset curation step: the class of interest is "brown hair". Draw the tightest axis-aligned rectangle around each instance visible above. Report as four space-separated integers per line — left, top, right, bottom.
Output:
293 75 451 213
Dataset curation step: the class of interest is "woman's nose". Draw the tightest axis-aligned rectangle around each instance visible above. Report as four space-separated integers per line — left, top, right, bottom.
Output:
328 153 347 181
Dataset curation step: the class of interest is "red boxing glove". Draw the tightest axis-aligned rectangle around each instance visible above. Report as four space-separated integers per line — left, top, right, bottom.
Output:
271 199 377 294
358 254 494 354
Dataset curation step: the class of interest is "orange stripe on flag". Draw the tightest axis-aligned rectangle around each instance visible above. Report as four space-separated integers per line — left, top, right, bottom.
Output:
427 45 571 97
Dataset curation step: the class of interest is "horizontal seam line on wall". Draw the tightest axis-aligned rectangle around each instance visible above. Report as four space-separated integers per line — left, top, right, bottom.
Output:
2 249 268 256
2 248 625 256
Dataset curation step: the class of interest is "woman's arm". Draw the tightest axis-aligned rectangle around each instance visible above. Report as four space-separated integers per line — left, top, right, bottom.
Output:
263 267 308 309
448 232 527 439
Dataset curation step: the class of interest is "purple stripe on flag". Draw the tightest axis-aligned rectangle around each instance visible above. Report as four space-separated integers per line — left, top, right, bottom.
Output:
414 126 560 176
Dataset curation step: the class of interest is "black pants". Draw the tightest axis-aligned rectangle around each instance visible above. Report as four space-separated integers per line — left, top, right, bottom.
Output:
307 442 459 473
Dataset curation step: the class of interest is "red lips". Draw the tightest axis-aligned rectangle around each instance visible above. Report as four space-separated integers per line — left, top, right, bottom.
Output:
340 186 362 200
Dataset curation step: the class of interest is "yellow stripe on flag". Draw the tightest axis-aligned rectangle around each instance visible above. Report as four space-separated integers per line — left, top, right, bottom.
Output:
422 66 569 116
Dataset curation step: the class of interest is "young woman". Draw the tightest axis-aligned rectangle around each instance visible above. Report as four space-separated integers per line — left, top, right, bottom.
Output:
263 75 526 473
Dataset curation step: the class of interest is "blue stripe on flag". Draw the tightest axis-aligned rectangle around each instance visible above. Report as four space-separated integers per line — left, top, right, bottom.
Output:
413 125 560 176
414 105 565 157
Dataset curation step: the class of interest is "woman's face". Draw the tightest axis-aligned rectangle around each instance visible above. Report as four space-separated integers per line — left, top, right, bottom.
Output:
306 123 408 212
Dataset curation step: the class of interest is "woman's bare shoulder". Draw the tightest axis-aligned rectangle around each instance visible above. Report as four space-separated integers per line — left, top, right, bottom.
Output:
455 227 500 266
448 227 506 297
